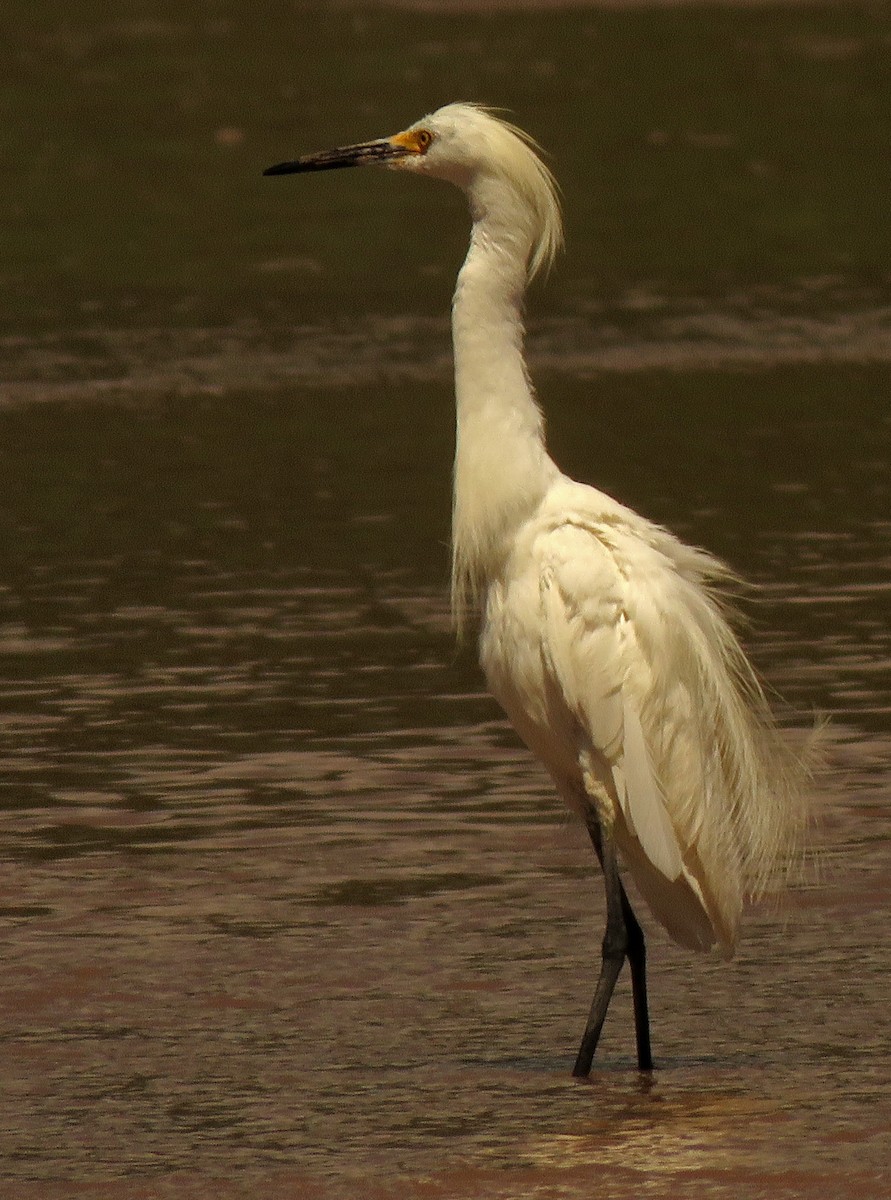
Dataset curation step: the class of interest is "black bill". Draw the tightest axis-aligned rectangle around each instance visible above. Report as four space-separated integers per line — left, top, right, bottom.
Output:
263 139 409 176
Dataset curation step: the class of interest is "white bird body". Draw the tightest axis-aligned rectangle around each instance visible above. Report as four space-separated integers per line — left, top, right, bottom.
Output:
265 102 810 1072
440 104 805 960
477 482 756 956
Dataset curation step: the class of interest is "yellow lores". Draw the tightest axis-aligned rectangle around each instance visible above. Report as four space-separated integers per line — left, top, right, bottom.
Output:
265 104 812 1077
390 128 434 155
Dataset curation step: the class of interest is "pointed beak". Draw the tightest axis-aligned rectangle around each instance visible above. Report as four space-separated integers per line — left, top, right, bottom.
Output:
264 135 413 176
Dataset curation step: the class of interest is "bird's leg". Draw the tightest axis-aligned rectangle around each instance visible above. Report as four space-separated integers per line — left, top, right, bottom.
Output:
571 820 626 1076
621 888 653 1072
572 815 653 1076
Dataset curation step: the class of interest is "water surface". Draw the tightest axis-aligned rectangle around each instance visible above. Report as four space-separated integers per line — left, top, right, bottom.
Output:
1 3 889 1197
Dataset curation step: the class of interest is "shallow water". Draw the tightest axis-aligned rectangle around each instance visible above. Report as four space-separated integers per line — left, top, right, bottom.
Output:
1 3 890 1198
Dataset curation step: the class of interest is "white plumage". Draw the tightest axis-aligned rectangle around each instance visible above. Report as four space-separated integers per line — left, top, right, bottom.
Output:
480 487 803 955
265 102 811 1073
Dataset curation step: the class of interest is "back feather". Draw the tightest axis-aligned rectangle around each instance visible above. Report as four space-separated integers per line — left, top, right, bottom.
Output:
618 526 812 948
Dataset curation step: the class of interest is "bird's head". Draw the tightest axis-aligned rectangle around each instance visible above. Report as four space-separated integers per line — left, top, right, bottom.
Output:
265 103 563 280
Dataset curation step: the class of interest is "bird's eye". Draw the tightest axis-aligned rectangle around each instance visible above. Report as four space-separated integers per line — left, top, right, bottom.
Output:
415 129 433 152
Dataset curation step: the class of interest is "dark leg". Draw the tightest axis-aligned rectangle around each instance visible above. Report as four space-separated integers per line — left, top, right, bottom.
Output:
622 891 653 1072
572 815 653 1076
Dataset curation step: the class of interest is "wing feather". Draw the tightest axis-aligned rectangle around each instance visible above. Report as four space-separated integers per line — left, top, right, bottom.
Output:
619 693 684 883
539 523 688 886
529 499 809 954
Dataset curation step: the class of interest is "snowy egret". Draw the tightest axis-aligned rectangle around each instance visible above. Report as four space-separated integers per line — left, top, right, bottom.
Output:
265 104 810 1076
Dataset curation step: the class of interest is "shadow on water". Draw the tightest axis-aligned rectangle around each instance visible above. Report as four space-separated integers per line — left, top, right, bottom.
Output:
1 2 889 1198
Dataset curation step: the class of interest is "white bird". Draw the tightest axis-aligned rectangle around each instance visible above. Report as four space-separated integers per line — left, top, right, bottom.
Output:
265 104 810 1075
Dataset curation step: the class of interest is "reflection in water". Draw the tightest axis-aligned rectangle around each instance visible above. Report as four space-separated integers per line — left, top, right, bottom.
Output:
520 1085 777 1174
0 391 888 1195
2 0 890 1194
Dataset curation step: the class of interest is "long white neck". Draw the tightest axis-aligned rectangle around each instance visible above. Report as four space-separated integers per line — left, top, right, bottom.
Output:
450 206 558 632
